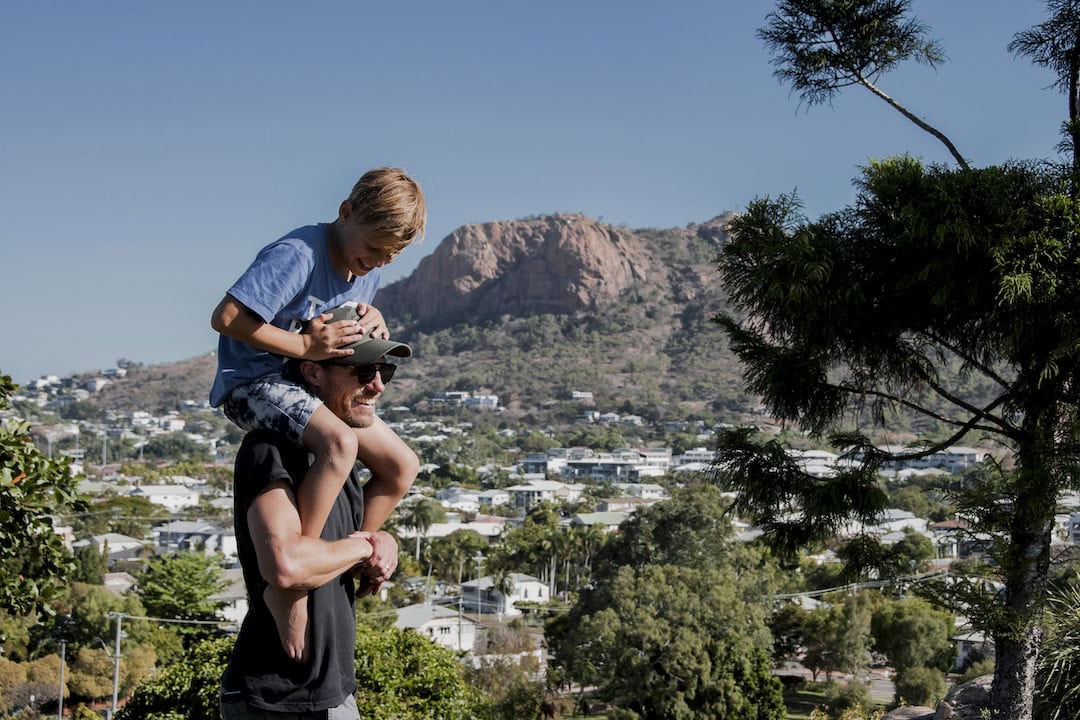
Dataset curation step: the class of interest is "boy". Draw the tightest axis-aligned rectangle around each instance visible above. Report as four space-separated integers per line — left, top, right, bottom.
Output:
209 167 424 661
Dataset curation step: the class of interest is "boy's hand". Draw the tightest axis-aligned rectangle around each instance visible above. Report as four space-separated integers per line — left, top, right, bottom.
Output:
356 304 388 340
303 312 365 360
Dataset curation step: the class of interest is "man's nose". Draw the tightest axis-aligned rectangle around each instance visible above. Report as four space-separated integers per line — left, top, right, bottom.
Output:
367 371 385 391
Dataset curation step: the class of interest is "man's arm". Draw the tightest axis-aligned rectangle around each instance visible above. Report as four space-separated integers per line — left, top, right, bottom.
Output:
248 479 372 590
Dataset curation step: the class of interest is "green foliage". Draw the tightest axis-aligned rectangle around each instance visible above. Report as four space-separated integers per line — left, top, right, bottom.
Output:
72 545 107 584
135 553 225 648
140 432 212 462
137 554 225 620
549 486 785 719
353 624 491 720
116 635 232 720
0 374 86 618
71 496 170 539
801 593 878 682
463 625 543 720
555 563 784 719
893 665 947 707
871 597 954 674
1035 584 1080 719
67 647 113 703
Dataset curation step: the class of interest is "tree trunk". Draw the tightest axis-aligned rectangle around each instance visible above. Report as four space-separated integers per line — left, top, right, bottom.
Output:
991 413 1058 719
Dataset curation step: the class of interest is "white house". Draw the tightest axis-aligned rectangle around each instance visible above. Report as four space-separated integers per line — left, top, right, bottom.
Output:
129 485 200 512
504 479 584 511
395 603 477 652
571 511 630 532
213 567 248 628
73 533 145 563
462 573 548 617
612 482 668 500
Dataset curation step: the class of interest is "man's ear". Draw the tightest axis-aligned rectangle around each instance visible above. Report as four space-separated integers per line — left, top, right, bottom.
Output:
299 360 323 389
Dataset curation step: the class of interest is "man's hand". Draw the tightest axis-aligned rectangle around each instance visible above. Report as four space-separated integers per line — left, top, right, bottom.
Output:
354 531 398 597
356 304 388 339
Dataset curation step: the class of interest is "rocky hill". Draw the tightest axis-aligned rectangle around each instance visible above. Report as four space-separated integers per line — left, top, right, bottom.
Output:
94 212 754 422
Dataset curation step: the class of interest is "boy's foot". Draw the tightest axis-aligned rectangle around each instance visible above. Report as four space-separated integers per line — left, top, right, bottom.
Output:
264 585 309 662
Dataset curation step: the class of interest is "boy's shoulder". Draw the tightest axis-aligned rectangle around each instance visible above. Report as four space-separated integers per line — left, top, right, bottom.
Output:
260 224 328 256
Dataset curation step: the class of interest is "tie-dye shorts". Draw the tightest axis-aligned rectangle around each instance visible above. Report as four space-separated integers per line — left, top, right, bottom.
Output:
222 373 323 447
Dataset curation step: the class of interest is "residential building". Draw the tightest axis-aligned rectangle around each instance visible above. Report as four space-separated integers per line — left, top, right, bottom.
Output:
395 603 477 652
461 573 548 617
505 479 584 511
153 520 237 561
129 484 200 511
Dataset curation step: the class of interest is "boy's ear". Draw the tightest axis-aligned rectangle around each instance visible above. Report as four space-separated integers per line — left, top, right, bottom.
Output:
337 199 353 222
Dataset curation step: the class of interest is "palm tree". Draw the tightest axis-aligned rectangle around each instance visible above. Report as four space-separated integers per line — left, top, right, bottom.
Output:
400 497 443 561
490 566 516 620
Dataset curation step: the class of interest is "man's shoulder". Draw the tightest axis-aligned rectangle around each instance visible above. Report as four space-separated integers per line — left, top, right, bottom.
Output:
237 431 305 473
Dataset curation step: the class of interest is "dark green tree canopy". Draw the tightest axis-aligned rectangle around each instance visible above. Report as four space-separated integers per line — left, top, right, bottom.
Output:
0 374 86 617
717 2 1080 716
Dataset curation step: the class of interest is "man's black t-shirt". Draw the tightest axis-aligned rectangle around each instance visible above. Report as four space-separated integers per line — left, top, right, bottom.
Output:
221 430 364 712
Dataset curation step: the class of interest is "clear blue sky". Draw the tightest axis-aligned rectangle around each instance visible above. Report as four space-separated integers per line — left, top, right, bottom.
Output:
0 1 1063 384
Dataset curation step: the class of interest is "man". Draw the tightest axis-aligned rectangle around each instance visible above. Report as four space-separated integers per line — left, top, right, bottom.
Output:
220 332 408 719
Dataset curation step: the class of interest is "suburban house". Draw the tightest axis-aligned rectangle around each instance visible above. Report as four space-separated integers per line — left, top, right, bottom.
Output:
395 603 477 652
152 520 237 561
461 573 548 617
128 484 200 512
504 479 585 511
213 567 248 628
571 511 630 532
72 533 146 564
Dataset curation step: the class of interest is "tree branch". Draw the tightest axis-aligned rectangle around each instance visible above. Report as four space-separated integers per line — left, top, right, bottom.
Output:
853 71 970 170
833 381 1016 439
922 330 1012 390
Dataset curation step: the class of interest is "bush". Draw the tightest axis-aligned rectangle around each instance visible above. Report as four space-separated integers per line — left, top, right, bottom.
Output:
894 665 947 707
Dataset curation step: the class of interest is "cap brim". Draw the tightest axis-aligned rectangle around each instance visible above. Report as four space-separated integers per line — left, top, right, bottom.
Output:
336 337 412 365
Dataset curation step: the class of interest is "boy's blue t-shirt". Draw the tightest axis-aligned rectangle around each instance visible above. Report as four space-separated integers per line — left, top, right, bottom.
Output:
209 223 382 407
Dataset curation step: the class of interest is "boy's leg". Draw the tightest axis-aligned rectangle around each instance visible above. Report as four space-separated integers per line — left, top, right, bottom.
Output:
352 415 419 532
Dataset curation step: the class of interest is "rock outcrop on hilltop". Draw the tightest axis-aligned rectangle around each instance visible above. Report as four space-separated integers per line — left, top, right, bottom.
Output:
378 213 684 329
94 211 739 415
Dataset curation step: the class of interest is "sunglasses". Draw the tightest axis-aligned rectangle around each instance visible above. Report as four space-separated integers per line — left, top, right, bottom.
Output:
327 362 397 385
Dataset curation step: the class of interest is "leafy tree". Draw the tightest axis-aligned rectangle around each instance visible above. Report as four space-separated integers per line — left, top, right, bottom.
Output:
801 593 877 683
768 601 809 664
140 432 212 462
871 597 954 676
67 647 113 704
0 374 86 617
427 530 488 585
72 545 107 584
399 497 446 561
893 665 947 708
713 2 1080 716
41 582 147 656
463 624 543 720
135 553 225 647
116 635 232 720
553 564 784 719
71 495 170 539
353 624 492 720
1035 584 1080 720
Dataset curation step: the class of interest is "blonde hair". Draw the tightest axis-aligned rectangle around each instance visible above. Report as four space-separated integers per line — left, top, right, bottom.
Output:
346 167 426 252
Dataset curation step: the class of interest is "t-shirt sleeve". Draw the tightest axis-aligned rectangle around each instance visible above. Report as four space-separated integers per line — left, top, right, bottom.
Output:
227 239 315 323
234 435 296 514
